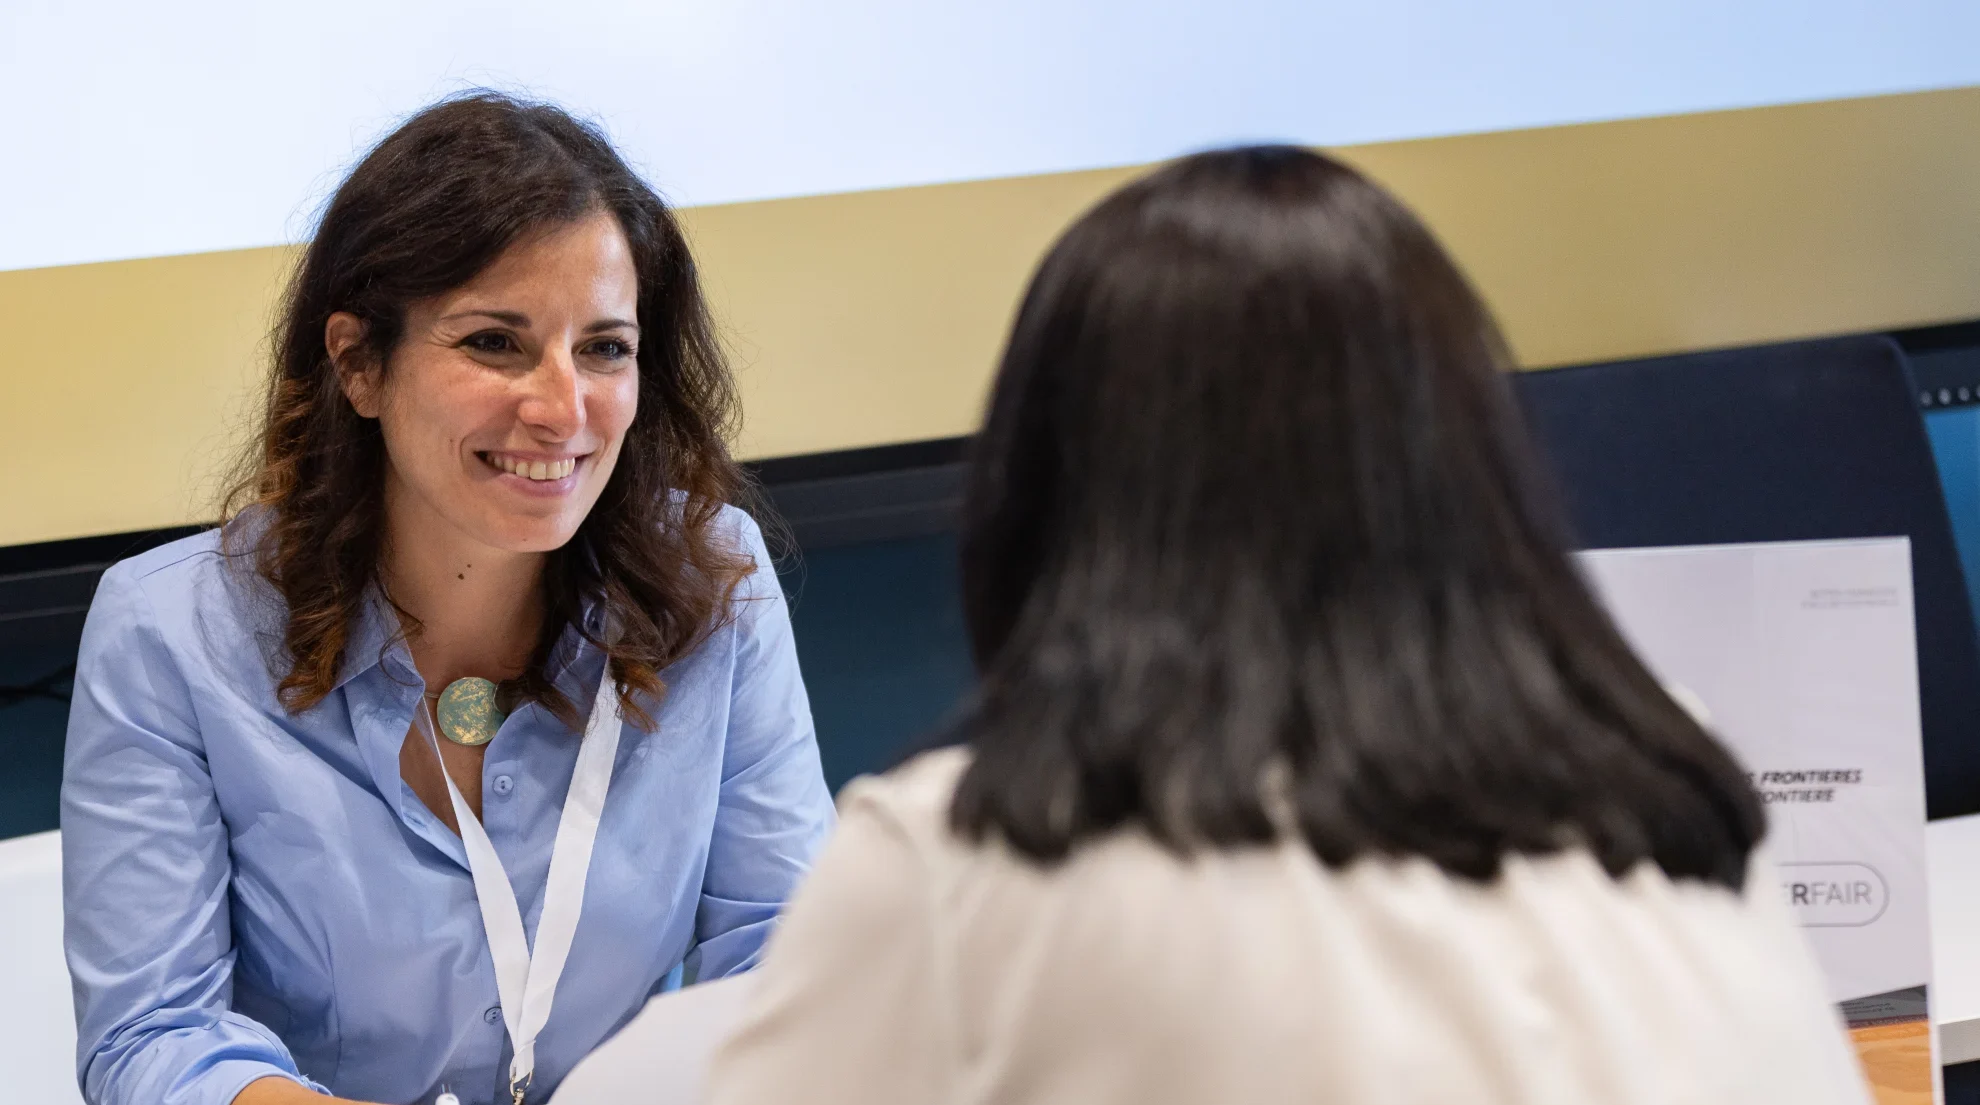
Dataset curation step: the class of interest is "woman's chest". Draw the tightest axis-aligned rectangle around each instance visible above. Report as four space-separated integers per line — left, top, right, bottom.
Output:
203 682 733 1014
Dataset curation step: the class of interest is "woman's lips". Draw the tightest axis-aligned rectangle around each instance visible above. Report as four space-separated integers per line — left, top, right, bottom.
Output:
477 451 587 495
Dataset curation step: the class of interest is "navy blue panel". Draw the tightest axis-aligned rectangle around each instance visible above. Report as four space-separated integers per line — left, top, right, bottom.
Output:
1512 335 1980 819
0 643 71 838
779 534 973 791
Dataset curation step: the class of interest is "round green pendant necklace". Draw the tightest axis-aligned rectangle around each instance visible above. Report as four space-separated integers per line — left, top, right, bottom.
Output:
432 677 507 747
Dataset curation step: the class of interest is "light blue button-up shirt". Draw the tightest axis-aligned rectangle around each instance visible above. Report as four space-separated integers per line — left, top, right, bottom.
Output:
60 509 834 1105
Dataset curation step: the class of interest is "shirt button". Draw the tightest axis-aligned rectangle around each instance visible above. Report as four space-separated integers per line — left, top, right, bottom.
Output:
491 775 515 796
484 1005 503 1025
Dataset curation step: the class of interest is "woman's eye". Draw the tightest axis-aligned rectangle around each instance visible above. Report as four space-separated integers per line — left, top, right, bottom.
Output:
463 331 517 354
586 338 636 361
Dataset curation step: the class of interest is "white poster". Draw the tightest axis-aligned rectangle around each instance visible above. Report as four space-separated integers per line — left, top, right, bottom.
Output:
1581 538 1936 1105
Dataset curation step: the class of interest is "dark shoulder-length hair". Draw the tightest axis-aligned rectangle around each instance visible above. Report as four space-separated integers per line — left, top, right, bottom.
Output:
949 145 1764 890
225 91 754 728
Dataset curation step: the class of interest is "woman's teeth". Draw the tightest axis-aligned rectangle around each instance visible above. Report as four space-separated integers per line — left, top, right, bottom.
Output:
488 455 578 481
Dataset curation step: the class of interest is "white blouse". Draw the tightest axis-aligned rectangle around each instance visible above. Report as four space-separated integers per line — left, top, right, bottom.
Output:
707 747 1870 1105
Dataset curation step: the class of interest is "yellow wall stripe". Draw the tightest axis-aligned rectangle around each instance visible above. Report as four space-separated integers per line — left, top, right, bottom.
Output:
4 86 1977 547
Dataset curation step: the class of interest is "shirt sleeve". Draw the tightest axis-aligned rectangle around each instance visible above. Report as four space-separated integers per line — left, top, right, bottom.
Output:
687 512 837 980
61 564 328 1105
702 786 950 1105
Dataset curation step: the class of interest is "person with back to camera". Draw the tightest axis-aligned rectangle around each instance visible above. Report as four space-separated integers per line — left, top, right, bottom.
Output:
59 93 835 1105
703 146 1869 1104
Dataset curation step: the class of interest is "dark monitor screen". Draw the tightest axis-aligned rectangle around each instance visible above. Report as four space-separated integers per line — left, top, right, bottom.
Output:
1512 336 1980 820
1917 339 1980 628
1926 407 1980 622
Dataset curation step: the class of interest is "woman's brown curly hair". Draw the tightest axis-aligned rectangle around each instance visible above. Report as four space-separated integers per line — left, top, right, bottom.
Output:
223 92 756 729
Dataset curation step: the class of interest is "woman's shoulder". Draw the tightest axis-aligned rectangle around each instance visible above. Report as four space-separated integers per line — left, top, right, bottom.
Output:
673 496 764 556
704 500 778 601
93 528 231 620
835 746 973 836
87 525 280 662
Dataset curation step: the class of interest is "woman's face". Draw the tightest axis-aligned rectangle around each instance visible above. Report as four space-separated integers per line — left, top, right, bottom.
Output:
333 211 641 556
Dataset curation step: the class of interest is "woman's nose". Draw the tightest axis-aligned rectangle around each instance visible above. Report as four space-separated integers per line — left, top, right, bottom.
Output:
519 349 585 437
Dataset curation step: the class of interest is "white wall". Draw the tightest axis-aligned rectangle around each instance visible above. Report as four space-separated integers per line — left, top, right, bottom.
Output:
2 0 1976 273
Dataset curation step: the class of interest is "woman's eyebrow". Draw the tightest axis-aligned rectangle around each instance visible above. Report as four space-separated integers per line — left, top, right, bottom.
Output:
583 318 639 334
440 309 531 328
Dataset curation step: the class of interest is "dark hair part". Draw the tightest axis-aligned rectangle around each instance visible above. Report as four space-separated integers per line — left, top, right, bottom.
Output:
950 145 1764 889
225 91 754 727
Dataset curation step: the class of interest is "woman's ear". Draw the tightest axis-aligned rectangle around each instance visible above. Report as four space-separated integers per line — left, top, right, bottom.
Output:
326 312 383 418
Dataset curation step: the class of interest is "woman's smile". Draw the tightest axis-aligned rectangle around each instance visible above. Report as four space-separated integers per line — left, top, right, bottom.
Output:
476 449 588 495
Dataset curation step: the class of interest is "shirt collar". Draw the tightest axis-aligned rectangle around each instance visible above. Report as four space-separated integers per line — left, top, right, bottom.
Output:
330 584 608 693
332 585 414 693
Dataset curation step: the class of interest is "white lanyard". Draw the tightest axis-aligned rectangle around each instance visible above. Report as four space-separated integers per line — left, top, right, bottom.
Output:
419 659 624 1105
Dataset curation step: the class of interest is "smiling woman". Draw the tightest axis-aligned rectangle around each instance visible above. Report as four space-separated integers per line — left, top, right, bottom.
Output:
58 93 835 1105
325 212 647 677
335 213 640 531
